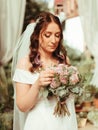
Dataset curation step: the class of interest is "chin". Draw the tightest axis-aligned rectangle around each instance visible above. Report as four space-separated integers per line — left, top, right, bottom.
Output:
46 48 56 53
50 48 57 51
49 49 56 53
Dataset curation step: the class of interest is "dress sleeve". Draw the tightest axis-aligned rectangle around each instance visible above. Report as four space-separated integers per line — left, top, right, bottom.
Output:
13 69 39 84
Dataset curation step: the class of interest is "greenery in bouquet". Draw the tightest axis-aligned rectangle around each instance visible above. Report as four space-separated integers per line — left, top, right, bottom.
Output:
43 64 84 117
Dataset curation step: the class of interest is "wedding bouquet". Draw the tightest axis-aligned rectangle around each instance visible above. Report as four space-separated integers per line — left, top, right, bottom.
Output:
44 64 83 117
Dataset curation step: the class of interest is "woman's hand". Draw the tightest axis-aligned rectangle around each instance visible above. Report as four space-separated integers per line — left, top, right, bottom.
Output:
35 69 55 89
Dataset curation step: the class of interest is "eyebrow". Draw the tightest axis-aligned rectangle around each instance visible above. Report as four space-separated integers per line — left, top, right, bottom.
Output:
44 31 61 33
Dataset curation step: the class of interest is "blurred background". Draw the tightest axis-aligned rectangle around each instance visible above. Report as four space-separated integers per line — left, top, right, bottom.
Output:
0 0 98 130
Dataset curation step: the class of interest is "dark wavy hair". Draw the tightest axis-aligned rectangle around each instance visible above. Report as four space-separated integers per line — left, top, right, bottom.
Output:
29 12 67 72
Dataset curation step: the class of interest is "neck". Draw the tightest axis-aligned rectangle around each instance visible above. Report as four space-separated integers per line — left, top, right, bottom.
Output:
38 50 58 68
38 50 53 61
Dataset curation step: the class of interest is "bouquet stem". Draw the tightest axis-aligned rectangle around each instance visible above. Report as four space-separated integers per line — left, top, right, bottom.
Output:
53 101 70 117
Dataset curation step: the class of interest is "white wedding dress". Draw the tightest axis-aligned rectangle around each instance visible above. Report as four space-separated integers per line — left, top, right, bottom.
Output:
13 68 78 130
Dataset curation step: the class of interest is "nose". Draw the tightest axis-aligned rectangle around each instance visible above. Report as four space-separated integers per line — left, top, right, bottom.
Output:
51 35 56 44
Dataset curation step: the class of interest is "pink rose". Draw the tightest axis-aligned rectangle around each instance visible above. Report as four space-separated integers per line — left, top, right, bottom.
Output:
69 73 79 85
55 64 67 74
59 74 68 84
50 76 61 88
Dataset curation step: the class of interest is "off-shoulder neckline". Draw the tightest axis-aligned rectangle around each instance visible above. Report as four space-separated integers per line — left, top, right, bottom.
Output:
15 68 39 75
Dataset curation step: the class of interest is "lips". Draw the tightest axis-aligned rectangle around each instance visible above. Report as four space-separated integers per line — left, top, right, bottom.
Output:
49 45 57 49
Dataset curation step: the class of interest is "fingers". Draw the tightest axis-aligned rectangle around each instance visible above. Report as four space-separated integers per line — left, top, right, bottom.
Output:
39 77 52 87
41 70 55 78
42 77 52 82
38 70 55 87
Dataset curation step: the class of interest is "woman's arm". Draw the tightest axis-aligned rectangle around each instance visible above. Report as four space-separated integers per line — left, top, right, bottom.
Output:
15 57 54 112
16 81 40 112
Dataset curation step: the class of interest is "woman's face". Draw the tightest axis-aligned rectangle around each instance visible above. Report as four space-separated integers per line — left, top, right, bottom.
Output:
39 22 61 54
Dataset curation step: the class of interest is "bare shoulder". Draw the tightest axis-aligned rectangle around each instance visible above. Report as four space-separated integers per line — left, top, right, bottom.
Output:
16 55 32 71
66 56 70 65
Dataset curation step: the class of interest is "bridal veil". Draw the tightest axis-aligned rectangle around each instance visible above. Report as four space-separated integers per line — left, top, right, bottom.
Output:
12 22 36 130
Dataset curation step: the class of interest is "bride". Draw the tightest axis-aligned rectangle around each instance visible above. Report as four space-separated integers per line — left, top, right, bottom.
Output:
12 11 78 130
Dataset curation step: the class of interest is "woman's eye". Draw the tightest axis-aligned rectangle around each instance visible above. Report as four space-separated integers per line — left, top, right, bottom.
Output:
44 33 60 38
55 34 60 38
44 34 50 38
